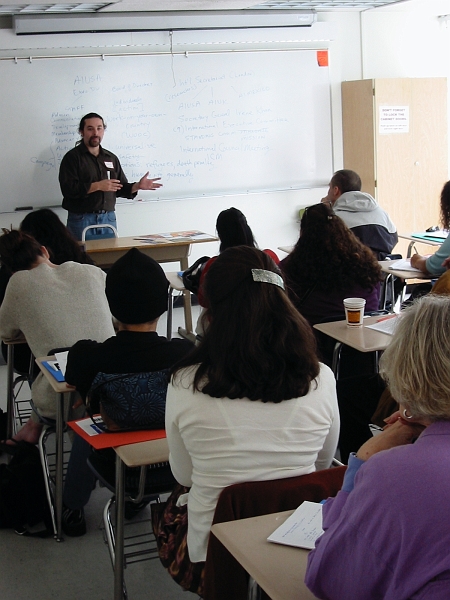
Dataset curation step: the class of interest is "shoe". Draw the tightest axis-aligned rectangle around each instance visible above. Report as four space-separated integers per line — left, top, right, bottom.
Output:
62 506 86 537
124 499 150 520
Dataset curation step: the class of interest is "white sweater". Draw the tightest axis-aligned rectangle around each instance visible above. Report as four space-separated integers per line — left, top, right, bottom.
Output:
165 363 339 562
0 261 115 418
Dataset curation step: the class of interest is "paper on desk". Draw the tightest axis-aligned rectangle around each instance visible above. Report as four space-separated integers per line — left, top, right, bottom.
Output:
54 350 68 376
366 314 401 335
267 501 323 550
389 259 422 273
73 416 106 436
412 230 448 240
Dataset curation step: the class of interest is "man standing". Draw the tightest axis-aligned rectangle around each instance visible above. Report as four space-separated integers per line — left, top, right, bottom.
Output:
59 112 162 240
322 169 397 260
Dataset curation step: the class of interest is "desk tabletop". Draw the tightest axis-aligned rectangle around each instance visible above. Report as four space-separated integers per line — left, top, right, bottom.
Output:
211 510 318 600
378 260 431 280
398 232 443 246
114 437 169 467
35 356 75 394
84 231 217 254
313 315 392 353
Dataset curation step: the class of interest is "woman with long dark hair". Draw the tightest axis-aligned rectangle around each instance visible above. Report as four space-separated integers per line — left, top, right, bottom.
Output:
155 246 339 594
280 202 381 326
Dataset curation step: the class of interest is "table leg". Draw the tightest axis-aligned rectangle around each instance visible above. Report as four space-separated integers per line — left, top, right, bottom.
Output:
114 454 126 600
55 391 64 542
178 256 194 339
6 344 15 441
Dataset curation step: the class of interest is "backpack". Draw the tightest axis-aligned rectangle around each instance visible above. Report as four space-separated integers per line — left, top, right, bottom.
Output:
182 256 210 296
0 441 52 536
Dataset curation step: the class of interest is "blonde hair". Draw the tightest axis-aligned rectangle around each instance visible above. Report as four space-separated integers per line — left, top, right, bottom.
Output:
380 295 450 421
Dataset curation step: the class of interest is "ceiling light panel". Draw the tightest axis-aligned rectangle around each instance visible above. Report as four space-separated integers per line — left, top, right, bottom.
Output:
0 3 109 12
253 1 405 7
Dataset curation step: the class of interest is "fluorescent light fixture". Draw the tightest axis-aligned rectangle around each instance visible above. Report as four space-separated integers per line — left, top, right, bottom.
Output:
13 9 316 34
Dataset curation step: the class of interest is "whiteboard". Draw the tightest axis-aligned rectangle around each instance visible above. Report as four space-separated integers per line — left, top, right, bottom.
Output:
0 49 332 213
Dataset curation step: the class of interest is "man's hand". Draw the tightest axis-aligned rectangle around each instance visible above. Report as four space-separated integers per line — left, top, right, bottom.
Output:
133 172 163 193
89 179 123 193
442 256 450 270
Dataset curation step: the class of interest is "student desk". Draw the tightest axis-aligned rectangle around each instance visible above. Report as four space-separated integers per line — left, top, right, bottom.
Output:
313 315 393 376
211 509 318 600
398 233 443 258
35 356 76 541
113 437 169 600
83 232 217 337
379 259 432 312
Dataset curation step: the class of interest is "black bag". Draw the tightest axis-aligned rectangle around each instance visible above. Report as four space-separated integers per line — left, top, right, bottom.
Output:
182 256 210 295
0 441 52 536
87 370 170 431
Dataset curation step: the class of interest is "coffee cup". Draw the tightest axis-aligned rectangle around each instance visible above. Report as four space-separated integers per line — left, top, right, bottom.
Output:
343 297 366 327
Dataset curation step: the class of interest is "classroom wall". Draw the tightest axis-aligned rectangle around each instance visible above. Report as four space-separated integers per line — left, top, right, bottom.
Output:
0 1 448 262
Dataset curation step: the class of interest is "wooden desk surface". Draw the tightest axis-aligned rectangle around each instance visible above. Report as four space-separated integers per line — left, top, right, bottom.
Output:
313 315 392 353
84 232 217 268
398 233 443 247
114 437 169 467
378 259 431 280
211 510 318 600
35 356 75 394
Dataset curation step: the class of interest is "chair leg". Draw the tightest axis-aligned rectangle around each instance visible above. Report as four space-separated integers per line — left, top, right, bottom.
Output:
167 287 174 341
103 497 116 567
38 426 57 537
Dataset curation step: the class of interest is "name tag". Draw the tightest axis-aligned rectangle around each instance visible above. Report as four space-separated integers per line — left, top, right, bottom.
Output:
104 161 114 169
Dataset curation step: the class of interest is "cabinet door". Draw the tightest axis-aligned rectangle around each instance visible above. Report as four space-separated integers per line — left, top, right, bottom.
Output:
375 78 446 257
342 79 376 196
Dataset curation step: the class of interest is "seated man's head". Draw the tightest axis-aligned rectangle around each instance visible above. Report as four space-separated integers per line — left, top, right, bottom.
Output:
106 248 169 330
0 229 51 273
323 169 362 206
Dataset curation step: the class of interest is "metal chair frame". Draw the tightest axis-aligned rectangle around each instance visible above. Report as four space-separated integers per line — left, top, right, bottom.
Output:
81 223 118 241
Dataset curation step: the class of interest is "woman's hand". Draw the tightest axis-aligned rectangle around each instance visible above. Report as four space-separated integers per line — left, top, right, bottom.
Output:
356 418 425 461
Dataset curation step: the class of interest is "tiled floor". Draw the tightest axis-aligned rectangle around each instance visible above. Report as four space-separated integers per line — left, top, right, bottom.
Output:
0 300 200 600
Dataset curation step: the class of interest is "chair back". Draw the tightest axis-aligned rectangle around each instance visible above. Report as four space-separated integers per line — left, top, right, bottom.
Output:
87 370 170 431
81 224 118 241
203 466 346 600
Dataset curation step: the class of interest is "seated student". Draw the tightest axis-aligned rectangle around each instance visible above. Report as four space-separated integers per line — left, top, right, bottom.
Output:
411 180 450 276
305 295 450 600
0 209 94 375
280 202 381 327
62 248 193 536
20 208 93 266
196 207 278 334
154 246 339 595
0 229 114 445
322 169 398 260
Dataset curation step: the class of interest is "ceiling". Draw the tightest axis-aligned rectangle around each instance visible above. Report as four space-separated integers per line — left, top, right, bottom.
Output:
0 1 411 16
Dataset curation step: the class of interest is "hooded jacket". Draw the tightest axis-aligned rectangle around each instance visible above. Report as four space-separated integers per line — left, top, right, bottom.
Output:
334 191 398 260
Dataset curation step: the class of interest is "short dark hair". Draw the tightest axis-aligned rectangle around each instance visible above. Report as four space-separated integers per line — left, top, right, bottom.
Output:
330 169 362 194
172 246 320 403
440 180 450 230
216 207 256 252
0 229 44 272
78 112 106 134
20 209 90 265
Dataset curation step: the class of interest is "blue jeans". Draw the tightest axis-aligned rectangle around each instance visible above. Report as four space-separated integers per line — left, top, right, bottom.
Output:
66 211 117 241
63 434 96 510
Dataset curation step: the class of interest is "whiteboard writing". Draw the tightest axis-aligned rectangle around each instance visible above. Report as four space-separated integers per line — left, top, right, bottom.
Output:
0 49 332 212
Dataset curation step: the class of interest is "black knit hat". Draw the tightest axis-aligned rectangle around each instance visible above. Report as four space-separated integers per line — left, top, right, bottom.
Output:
106 248 169 324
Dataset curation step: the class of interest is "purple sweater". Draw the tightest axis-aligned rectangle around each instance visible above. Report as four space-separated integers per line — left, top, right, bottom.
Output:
305 421 450 600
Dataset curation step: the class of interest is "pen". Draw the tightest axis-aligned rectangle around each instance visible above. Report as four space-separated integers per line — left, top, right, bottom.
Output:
376 314 398 323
